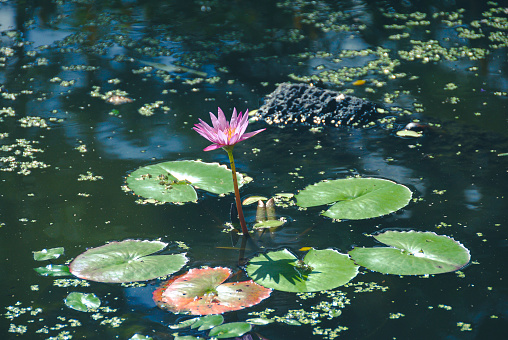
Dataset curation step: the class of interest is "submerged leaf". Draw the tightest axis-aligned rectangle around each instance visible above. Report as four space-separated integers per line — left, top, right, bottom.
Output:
69 240 188 283
64 292 101 312
126 160 245 204
349 230 471 275
295 178 412 220
246 248 359 292
153 267 271 315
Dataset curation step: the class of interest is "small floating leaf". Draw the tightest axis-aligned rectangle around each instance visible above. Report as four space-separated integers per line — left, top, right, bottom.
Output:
208 322 252 339
349 230 471 275
295 178 412 220
253 219 286 230
396 130 423 138
246 318 274 325
153 267 271 315
352 79 366 86
242 196 268 205
191 315 224 331
34 264 71 276
69 240 188 283
126 160 245 204
129 334 153 340
169 318 199 329
246 248 359 292
33 247 65 261
64 292 101 312
129 335 153 340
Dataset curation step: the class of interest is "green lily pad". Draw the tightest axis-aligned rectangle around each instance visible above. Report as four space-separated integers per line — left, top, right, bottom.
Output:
208 322 252 339
245 248 359 292
153 267 271 315
170 318 200 329
64 292 101 312
34 264 71 277
129 335 153 340
69 240 188 283
295 178 412 220
253 219 286 230
191 315 224 331
126 160 246 204
174 336 201 340
245 318 274 325
33 247 65 261
242 196 268 205
396 130 423 138
349 230 471 275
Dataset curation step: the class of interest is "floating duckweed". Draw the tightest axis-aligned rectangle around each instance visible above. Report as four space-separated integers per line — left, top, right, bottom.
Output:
74 144 87 153
312 325 348 339
444 83 458 90
389 312 405 319
8 323 28 334
457 322 472 331
77 171 103 181
53 279 90 288
19 116 49 129
100 316 125 328
344 281 389 293
438 304 452 310
138 101 165 116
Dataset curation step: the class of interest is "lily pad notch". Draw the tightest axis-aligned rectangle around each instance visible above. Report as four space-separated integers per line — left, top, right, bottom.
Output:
295 177 412 220
153 267 272 315
125 160 248 204
246 248 359 292
349 230 471 275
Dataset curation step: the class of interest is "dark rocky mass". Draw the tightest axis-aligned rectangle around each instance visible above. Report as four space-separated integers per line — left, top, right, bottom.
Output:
253 83 385 128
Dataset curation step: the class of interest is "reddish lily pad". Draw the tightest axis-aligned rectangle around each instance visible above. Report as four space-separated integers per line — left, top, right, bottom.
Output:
153 267 271 315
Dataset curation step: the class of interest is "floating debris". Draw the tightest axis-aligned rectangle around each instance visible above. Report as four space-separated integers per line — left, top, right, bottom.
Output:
106 95 133 105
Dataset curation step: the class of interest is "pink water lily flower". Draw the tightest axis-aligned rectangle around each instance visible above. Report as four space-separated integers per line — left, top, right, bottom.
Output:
193 107 265 151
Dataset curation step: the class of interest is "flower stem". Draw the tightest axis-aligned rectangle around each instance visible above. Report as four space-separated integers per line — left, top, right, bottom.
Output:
225 147 249 236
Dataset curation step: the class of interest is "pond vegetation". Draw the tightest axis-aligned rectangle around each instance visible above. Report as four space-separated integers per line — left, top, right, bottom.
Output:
1 0 507 339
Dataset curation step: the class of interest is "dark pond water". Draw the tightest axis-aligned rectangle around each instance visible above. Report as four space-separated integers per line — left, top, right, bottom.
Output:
1 0 508 339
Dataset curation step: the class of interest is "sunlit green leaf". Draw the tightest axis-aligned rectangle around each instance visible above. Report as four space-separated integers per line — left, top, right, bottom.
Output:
242 196 268 205
34 264 71 276
246 248 359 292
349 230 471 275
208 322 252 339
126 160 245 204
246 318 274 325
64 292 101 312
69 240 188 283
169 318 200 329
129 334 153 340
295 178 412 220
253 219 286 229
33 247 65 261
191 315 224 331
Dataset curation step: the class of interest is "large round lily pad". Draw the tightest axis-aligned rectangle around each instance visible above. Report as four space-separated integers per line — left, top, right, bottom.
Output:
349 230 471 275
126 160 246 204
245 248 359 292
69 240 188 283
153 267 271 315
295 178 412 220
